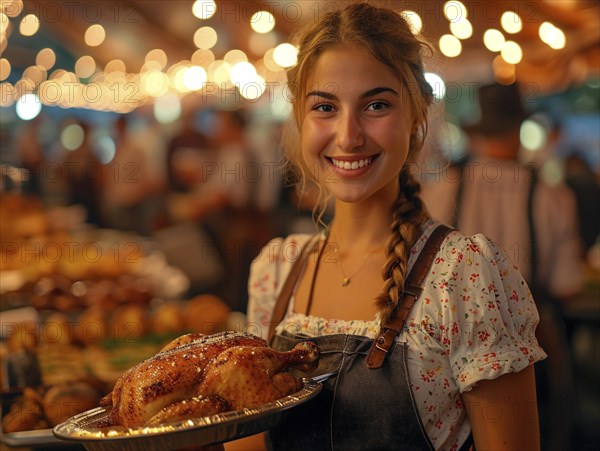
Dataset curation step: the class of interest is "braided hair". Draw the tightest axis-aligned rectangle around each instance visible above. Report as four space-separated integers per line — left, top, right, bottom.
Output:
283 2 434 323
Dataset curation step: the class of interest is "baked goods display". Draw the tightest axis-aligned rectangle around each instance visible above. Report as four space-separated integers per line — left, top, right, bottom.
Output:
0 195 144 290
0 194 189 302
0 195 239 437
101 331 319 427
2 381 104 433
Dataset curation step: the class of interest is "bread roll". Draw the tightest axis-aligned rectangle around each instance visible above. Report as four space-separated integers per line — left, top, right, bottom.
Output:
75 306 107 346
151 301 185 335
43 381 101 426
111 304 148 341
183 294 230 335
2 388 47 433
41 312 73 345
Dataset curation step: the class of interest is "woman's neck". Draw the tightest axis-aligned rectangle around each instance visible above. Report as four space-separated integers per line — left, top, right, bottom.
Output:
329 200 393 253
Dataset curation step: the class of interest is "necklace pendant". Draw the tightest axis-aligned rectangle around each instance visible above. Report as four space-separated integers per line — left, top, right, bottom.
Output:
342 277 350 287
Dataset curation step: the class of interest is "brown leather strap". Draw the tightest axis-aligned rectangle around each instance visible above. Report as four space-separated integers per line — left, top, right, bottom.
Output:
267 234 321 343
366 224 453 369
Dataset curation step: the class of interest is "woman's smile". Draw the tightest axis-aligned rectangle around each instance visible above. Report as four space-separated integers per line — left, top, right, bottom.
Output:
326 154 381 176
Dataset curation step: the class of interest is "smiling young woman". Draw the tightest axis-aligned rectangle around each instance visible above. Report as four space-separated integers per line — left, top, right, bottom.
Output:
241 3 546 451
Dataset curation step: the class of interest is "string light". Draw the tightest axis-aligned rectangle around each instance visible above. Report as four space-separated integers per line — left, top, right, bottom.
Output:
443 1 468 22
402 10 422 35
193 26 217 50
85 24 106 47
182 65 207 91
224 49 248 66
500 41 523 64
450 18 473 40
273 43 298 68
500 11 523 34
250 11 275 34
539 22 566 49
16 93 42 120
192 0 216 20
439 34 462 57
36 48 56 70
19 13 39 36
424 72 446 99
1 0 23 18
483 29 505 52
75 56 96 79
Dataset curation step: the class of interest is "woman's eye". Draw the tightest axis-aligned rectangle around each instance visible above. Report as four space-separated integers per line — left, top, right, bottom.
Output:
312 103 334 113
367 101 389 111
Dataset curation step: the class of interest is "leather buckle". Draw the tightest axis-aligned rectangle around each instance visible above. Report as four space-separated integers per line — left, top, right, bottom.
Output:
374 328 398 353
375 334 388 353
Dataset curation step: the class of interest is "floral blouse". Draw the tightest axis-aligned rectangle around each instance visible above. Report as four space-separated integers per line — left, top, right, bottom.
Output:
247 220 547 451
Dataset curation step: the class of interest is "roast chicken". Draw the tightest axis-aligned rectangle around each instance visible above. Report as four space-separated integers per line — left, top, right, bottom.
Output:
100 331 319 427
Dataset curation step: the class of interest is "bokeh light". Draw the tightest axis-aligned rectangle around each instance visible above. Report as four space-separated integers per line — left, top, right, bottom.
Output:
250 11 275 34
16 93 42 120
192 0 216 20
85 24 106 47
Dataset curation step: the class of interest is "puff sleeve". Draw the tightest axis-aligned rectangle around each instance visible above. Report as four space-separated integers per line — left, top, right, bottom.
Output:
426 233 548 393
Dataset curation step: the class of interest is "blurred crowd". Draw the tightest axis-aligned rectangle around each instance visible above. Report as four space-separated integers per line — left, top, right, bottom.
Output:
1 84 599 447
2 89 599 309
2 105 310 312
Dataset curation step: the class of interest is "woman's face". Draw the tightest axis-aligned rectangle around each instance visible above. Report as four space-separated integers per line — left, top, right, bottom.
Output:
300 46 414 206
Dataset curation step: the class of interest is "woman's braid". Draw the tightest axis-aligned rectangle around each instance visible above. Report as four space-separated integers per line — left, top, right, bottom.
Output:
375 167 429 325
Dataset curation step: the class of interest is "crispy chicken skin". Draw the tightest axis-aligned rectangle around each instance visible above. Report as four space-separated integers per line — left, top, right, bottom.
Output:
146 395 229 425
198 341 320 410
101 332 267 427
101 332 319 427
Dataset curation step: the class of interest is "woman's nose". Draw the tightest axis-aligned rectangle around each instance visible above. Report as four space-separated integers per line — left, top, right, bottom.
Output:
335 111 365 151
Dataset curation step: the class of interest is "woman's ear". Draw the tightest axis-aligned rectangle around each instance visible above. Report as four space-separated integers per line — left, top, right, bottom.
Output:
411 120 419 134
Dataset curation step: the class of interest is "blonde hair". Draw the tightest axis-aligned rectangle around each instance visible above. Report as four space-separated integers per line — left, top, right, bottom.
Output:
282 1 434 323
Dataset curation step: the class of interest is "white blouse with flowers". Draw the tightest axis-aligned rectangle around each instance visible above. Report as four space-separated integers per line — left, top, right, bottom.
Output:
247 220 547 451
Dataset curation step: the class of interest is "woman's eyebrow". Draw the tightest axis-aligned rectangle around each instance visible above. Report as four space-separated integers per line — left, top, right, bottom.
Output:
306 90 337 100
305 87 399 100
361 87 399 98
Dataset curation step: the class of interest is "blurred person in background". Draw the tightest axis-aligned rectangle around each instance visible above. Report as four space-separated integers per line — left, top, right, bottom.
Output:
421 82 585 451
564 151 600 253
12 115 46 197
101 115 164 235
203 109 268 313
165 107 214 196
60 118 103 226
159 108 264 312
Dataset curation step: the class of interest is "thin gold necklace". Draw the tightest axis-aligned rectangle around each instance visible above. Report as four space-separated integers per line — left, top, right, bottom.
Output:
330 231 385 287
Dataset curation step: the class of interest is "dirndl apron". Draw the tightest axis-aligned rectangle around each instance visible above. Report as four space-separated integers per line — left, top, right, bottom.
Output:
268 332 434 451
265 225 469 451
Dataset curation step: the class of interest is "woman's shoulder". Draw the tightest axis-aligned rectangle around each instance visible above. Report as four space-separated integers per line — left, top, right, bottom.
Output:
416 222 536 324
249 233 319 295
424 222 509 269
247 233 319 339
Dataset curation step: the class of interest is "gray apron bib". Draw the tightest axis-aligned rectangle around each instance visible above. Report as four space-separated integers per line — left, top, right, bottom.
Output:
268 332 435 451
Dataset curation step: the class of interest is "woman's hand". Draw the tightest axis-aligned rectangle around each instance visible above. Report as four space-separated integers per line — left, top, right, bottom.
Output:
462 365 540 451
224 433 266 451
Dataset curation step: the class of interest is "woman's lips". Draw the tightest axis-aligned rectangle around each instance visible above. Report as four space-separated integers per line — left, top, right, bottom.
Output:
326 154 380 175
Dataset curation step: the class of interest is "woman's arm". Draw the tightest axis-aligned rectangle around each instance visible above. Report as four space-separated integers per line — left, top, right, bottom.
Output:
462 365 540 451
224 433 266 451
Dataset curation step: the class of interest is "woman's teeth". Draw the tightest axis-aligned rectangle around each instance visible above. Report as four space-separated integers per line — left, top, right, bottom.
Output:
331 157 373 170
